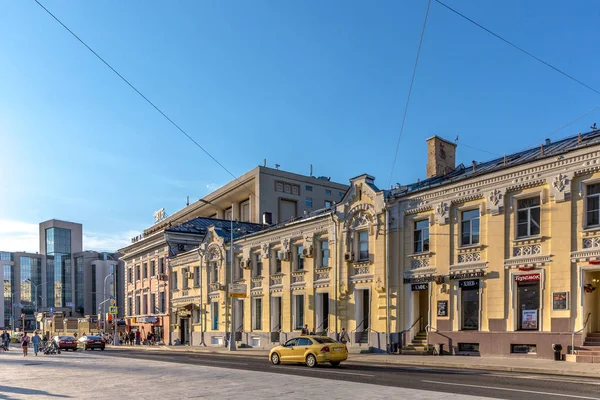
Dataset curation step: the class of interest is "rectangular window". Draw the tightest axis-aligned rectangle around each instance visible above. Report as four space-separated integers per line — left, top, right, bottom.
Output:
325 189 332 195
358 231 369 261
273 250 282 274
209 262 218 283
296 246 304 271
413 220 430 253
460 280 480 330
253 298 262 330
182 269 189 289
254 254 262 277
135 296 141 315
339 192 344 197
461 209 480 246
135 265 140 281
240 201 250 222
517 197 541 238
212 302 219 330
127 267 132 284
587 183 600 227
325 200 332 208
305 197 313 207
225 208 233 221
127 296 132 316
172 272 178 290
150 294 156 314
158 258 165 274
234 258 242 280
142 294 148 314
320 240 329 268
517 277 540 331
143 263 148 279
194 266 200 286
293 294 305 329
159 292 166 313
306 185 313 192
150 260 156 277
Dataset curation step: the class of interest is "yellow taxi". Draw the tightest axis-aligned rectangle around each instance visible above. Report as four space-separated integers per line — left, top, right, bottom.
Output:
269 335 348 368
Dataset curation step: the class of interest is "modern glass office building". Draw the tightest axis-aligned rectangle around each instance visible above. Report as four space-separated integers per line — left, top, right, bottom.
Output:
45 227 73 309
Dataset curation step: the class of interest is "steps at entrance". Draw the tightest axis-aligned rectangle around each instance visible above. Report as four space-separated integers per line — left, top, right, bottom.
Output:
569 333 600 363
358 331 369 344
400 331 433 355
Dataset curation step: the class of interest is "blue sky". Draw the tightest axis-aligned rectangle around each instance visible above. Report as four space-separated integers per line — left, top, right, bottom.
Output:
1 0 600 252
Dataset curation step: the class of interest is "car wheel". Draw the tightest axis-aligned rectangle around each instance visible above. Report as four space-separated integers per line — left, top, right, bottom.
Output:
330 361 341 367
270 353 280 365
306 354 317 368
101 347 105 351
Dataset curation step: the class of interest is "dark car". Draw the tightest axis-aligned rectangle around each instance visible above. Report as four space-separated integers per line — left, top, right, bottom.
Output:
78 335 106 351
53 335 78 351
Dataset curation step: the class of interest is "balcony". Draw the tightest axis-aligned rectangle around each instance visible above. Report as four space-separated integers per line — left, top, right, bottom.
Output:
209 282 223 293
314 268 330 282
251 277 263 289
270 274 283 287
291 271 306 286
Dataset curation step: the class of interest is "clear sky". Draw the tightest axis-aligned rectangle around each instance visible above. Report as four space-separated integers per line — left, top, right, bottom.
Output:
1 0 600 252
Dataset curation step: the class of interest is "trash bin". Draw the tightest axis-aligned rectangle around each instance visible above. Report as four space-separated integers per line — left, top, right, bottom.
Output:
552 344 563 361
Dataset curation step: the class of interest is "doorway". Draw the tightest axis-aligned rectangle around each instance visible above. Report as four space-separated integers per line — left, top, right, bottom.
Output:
411 284 429 333
316 292 329 333
180 318 189 345
234 299 244 341
583 270 600 333
355 289 370 331
270 296 282 342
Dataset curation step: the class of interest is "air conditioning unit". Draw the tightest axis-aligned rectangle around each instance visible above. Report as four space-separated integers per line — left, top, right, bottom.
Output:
302 245 314 258
344 252 354 262
277 250 289 261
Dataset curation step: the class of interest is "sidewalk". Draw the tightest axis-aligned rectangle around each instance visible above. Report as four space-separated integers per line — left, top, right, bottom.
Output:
111 344 600 378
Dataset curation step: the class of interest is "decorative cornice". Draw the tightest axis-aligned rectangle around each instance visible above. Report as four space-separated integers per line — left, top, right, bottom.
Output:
449 261 488 272
504 254 552 268
571 249 600 262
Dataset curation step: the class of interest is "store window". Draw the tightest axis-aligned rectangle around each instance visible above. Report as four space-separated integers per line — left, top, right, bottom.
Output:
517 197 541 238
211 302 219 330
586 183 600 227
459 279 479 330
516 274 540 331
413 220 430 253
461 209 480 246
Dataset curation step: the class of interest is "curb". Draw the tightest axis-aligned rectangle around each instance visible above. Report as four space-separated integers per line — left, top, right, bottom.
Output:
107 346 600 379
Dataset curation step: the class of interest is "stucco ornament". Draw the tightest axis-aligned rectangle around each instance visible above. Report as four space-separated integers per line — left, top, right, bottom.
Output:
434 202 449 225
548 172 572 202
261 243 270 259
486 188 505 215
488 189 502 206
553 173 569 192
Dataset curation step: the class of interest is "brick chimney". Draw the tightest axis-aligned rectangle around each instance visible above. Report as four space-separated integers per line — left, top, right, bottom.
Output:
426 136 457 178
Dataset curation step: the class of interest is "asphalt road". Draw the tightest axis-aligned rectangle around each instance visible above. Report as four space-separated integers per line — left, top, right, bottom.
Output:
104 349 600 400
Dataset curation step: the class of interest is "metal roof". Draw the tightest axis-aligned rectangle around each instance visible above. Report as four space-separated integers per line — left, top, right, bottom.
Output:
389 129 600 197
165 217 265 240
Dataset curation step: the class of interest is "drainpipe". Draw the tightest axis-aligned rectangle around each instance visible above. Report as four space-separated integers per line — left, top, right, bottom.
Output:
330 212 338 337
197 248 206 346
385 206 391 353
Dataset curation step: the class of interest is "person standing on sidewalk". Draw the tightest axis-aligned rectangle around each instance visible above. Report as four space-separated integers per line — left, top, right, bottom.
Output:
1 330 10 351
21 332 30 357
339 327 350 346
31 331 42 356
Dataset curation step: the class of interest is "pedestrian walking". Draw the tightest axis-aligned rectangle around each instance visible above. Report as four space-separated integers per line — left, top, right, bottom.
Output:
31 331 42 356
135 331 141 345
339 327 350 345
129 331 135 346
1 330 10 351
21 332 30 357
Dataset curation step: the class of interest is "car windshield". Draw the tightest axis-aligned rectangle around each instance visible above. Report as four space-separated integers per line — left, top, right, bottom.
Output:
313 337 338 344
59 336 75 340
86 336 101 340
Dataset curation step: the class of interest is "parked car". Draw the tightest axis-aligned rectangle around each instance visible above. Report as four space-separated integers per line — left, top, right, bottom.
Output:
269 336 348 368
77 335 106 351
53 335 78 351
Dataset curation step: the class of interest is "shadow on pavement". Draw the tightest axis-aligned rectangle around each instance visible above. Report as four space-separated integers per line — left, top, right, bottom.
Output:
0 385 72 399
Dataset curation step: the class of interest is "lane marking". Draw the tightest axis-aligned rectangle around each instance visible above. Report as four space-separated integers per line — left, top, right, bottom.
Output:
421 380 600 400
487 373 600 386
274 367 374 377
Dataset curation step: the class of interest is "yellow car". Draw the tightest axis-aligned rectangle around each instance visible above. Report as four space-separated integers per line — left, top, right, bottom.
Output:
269 335 348 368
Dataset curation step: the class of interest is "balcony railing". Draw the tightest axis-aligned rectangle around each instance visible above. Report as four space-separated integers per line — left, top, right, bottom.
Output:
314 268 330 281
352 265 370 275
251 277 263 289
209 282 222 292
270 274 283 287
291 271 306 284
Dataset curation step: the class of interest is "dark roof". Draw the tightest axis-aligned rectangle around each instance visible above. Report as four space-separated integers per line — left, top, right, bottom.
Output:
165 217 265 241
389 129 600 197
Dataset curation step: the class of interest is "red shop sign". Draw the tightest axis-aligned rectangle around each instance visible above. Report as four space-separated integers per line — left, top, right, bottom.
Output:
515 274 540 283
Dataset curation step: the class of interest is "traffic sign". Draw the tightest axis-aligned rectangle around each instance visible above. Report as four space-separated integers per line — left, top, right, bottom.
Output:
229 283 247 298
109 306 118 315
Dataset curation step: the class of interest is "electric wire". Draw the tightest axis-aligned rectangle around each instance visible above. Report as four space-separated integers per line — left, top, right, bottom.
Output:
33 0 262 209
388 0 432 188
434 0 600 97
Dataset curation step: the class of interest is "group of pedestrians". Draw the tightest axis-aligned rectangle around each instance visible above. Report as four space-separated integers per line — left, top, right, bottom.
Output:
121 330 142 345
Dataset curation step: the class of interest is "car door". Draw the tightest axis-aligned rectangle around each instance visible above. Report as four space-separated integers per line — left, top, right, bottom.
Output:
278 339 297 362
293 338 313 362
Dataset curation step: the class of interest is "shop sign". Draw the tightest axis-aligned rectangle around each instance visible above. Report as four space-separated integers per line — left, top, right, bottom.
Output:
459 279 480 289
411 283 429 291
514 274 540 283
229 283 247 298
450 271 484 280
77 318 88 323
145 317 158 323
404 275 438 284
437 300 448 317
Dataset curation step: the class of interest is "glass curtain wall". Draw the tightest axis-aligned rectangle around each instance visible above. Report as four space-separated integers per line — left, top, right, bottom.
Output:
75 256 85 314
45 227 72 308
3 264 13 328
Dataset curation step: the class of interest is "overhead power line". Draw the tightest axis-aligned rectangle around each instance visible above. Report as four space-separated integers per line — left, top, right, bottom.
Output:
33 0 261 207
434 0 600 97
389 0 432 188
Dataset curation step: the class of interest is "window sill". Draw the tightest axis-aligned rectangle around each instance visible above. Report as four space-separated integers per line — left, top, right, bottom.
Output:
458 244 484 252
408 251 431 258
512 236 544 245
582 226 600 235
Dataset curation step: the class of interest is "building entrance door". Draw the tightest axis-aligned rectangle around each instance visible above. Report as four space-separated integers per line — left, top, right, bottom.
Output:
270 296 282 342
234 299 244 341
411 283 429 334
316 293 329 334
355 289 370 331
583 270 600 333
180 318 189 345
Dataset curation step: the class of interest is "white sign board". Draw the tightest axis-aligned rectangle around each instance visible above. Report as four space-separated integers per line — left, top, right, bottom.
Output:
229 283 247 298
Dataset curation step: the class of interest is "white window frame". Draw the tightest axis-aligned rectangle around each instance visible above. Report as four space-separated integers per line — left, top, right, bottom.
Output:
460 208 480 247
292 294 305 330
357 231 369 261
413 219 430 254
320 239 329 268
516 196 541 238
585 181 600 228
252 297 262 331
296 245 304 271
